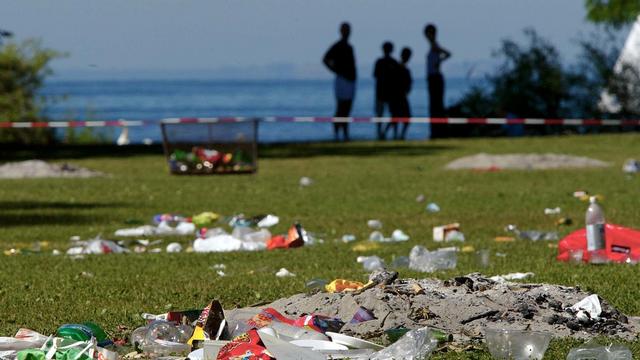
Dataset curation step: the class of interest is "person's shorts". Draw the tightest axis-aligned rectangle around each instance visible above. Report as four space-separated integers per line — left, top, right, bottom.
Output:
335 76 355 100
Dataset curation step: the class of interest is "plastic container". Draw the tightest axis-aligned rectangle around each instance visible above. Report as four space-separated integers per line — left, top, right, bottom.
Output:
586 196 606 251
566 343 632 360
409 246 457 272
484 328 552 360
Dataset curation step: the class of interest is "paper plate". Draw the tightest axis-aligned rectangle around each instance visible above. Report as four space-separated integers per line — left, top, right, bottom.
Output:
290 339 349 351
325 332 384 350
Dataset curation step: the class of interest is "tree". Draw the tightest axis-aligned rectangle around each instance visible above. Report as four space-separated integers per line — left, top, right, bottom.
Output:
585 0 640 28
0 39 61 143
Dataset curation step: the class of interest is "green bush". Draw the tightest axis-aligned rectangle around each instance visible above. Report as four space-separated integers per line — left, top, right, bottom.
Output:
0 39 61 144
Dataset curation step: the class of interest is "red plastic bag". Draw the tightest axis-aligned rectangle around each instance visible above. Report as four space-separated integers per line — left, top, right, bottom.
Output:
557 223 640 263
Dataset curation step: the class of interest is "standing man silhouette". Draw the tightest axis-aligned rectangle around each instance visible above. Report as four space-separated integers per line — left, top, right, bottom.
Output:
373 41 398 140
323 22 357 141
424 24 451 137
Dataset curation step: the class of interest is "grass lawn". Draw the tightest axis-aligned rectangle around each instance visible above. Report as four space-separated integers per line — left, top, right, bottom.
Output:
1 133 640 358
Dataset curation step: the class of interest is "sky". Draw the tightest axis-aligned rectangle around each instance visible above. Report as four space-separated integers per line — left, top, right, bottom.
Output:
1 0 605 79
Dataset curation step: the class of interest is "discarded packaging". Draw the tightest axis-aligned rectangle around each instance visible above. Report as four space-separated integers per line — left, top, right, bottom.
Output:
391 229 409 242
622 159 640 174
341 234 356 243
444 230 465 242
571 294 602 322
433 223 460 242
299 176 313 187
409 246 457 272
367 220 382 230
544 207 561 215
506 225 558 241
257 214 279 228
166 243 182 253
131 320 192 356
425 202 440 213
489 272 534 283
370 327 437 360
566 342 632 360
368 231 384 242
275 268 296 278
325 279 364 293
485 328 552 360
356 256 385 271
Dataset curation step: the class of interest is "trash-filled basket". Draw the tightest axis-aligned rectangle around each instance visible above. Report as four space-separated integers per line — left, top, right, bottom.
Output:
161 119 258 175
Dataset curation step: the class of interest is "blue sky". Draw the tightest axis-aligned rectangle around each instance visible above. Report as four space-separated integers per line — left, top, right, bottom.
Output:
2 0 603 78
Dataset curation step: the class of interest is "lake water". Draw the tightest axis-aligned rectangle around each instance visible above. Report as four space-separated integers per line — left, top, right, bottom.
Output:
40 77 473 143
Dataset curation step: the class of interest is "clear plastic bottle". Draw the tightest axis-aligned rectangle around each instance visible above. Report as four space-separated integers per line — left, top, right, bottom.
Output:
585 196 606 251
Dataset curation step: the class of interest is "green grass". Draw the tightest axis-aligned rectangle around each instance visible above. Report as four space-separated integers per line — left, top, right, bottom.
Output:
1 134 640 358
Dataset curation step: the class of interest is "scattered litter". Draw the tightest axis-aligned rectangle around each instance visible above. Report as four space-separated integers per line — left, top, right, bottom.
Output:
567 341 632 360
66 237 128 255
391 229 409 242
356 256 385 271
489 272 534 283
325 279 365 293
505 225 558 241
130 320 192 356
484 328 551 360
341 234 356 243
299 176 313 187
622 159 640 174
166 242 182 253
409 246 457 272
425 202 440 213
544 207 561 215
210 264 226 270
433 223 460 242
216 271 226 277
444 230 465 242
350 307 376 324
352 242 381 252
370 327 437 360
275 268 296 278
556 217 573 226
257 214 279 228
368 231 384 242
415 194 425 203
495 236 515 243
191 212 220 228
571 294 602 322
367 219 382 230
445 153 610 170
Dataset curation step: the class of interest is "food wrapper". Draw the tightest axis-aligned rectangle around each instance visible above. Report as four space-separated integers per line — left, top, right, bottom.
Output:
266 224 305 250
325 279 365 293
216 330 273 360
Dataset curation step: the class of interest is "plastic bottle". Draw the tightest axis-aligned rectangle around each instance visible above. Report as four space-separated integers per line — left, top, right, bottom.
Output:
585 196 606 251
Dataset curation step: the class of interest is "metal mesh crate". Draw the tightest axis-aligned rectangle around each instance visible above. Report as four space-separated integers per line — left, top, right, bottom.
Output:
160 119 258 175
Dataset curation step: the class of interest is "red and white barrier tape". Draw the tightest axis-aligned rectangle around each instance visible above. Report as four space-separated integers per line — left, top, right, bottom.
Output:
1 117 640 128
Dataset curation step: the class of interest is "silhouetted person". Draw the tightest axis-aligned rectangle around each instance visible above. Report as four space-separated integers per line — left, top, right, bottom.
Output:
373 41 399 140
323 22 357 141
424 24 451 137
385 47 413 140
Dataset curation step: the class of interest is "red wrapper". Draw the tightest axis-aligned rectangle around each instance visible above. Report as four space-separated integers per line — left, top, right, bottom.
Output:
216 329 274 360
